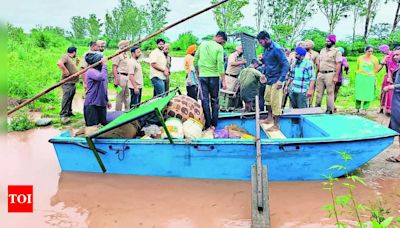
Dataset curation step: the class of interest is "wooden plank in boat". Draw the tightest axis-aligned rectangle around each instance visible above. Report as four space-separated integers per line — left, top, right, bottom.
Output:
260 123 286 139
282 107 324 115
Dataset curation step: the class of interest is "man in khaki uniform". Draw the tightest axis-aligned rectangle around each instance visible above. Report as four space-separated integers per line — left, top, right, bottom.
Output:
128 46 144 108
149 38 169 96
112 40 130 111
304 40 319 107
315 35 342 114
57 46 79 123
226 46 246 77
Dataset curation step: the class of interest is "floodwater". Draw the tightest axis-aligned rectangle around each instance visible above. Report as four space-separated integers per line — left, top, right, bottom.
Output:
2 113 400 228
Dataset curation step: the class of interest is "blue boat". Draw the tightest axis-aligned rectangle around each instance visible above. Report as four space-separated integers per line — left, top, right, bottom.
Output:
49 91 398 181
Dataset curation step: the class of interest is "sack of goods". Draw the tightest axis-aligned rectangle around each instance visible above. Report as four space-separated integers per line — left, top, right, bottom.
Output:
182 118 204 139
165 95 205 125
161 117 184 139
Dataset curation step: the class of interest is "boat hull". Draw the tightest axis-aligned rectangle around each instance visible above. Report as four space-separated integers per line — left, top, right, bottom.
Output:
51 134 394 181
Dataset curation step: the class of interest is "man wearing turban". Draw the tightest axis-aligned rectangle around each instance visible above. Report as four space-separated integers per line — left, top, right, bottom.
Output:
315 35 342 114
285 47 316 109
184 44 198 100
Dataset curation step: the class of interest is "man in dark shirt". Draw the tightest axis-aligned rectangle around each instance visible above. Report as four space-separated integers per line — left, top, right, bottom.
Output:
57 46 79 124
257 31 289 130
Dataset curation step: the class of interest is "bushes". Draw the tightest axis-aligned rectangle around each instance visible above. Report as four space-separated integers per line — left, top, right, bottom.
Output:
8 110 35 132
171 32 198 52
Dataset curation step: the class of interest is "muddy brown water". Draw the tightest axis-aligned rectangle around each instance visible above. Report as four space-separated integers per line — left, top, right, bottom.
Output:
2 112 400 228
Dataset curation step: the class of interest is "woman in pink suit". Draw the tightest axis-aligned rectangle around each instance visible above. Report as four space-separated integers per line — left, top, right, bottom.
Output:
379 45 398 114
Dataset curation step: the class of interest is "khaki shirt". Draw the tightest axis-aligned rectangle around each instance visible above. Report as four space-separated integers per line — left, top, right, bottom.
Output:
226 52 242 76
112 51 129 74
60 54 78 84
319 47 342 72
305 50 319 66
127 58 143 89
149 48 167 80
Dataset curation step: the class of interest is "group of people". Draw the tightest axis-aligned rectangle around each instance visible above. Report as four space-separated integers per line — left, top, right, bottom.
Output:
57 31 400 162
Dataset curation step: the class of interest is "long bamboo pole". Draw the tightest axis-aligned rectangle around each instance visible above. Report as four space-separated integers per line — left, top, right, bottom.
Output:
8 0 229 116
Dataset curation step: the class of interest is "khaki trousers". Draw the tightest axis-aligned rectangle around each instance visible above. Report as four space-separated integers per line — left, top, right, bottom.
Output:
264 83 283 116
315 72 335 112
116 74 130 111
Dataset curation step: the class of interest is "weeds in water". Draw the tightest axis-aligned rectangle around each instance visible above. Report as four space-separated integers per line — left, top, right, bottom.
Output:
322 151 400 228
7 109 35 132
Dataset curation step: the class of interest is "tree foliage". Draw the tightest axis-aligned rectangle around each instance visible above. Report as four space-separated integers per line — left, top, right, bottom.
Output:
211 0 249 33
257 0 315 45
171 32 198 51
70 16 87 39
369 22 391 39
317 0 354 33
87 14 102 40
145 0 170 33
363 0 381 40
104 0 148 45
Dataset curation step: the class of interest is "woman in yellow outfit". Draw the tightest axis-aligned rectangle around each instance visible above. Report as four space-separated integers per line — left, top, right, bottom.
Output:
355 46 383 113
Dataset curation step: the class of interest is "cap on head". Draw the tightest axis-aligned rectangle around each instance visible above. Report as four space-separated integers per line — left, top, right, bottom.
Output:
118 40 129 49
304 40 314 48
96 40 106 46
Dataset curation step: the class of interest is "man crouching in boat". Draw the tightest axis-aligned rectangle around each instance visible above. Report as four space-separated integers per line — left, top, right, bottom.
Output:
83 53 111 126
238 59 266 112
257 31 289 130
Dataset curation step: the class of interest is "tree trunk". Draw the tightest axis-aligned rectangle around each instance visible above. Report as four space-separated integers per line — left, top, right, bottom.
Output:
352 7 358 48
363 0 373 42
392 1 400 33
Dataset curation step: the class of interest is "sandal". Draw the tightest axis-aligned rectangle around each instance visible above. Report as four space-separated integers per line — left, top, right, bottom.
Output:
385 156 400 163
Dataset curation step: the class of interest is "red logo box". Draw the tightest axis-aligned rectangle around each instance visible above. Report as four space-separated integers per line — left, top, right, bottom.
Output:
8 185 33 213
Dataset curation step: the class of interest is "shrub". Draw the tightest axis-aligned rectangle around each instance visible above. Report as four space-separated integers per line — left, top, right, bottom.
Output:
171 32 198 52
8 110 35 132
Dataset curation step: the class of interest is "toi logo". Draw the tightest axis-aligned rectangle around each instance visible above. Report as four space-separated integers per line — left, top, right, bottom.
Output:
8 185 33 213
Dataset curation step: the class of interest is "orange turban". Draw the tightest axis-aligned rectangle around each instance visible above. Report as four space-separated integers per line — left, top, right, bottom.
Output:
186 44 197 55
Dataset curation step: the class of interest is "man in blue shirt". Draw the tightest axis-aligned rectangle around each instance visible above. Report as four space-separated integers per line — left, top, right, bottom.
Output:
257 31 289 130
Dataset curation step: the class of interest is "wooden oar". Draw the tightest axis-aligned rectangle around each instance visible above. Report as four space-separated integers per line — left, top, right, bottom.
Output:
7 0 230 116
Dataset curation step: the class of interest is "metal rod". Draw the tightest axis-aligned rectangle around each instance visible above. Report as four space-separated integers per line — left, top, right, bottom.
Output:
255 95 263 210
7 0 230 116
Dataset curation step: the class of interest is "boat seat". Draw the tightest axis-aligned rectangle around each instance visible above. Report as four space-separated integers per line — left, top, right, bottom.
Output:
260 123 286 139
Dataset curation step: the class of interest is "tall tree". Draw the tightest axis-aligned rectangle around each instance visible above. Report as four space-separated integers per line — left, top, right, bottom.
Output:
211 0 249 33
254 0 266 32
317 0 353 33
104 0 147 42
261 0 315 45
146 0 170 33
391 0 400 32
351 0 364 44
70 16 87 39
87 14 102 40
363 0 381 40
